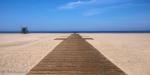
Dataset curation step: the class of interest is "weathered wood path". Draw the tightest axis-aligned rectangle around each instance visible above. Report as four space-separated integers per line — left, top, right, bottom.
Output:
26 34 126 75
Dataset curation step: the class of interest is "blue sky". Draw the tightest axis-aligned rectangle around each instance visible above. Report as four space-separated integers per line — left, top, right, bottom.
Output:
0 0 150 31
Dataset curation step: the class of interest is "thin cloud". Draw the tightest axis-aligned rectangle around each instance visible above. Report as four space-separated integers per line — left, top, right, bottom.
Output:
58 0 136 16
58 0 93 10
58 0 84 10
58 0 133 10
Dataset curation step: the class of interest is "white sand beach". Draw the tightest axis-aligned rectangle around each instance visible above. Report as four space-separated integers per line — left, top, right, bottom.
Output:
0 33 150 75
0 33 70 75
80 33 150 75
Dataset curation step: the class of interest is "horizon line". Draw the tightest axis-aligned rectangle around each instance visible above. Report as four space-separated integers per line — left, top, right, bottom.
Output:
0 31 150 33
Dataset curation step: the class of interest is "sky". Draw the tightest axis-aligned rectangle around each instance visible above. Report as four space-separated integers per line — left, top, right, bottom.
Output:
0 0 150 31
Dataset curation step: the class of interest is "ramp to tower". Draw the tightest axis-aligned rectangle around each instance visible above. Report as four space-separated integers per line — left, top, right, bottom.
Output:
26 34 127 75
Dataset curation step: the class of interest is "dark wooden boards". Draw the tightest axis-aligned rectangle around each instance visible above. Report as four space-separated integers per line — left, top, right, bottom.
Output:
26 34 127 75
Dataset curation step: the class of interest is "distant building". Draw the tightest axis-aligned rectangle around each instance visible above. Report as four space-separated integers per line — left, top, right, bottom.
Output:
21 26 28 34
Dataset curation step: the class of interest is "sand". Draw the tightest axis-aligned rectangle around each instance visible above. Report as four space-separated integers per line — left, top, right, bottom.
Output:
0 33 150 75
80 33 150 75
0 33 70 75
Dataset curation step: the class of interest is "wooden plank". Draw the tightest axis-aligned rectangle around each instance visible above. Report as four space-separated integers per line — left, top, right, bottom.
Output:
55 38 93 40
26 34 127 75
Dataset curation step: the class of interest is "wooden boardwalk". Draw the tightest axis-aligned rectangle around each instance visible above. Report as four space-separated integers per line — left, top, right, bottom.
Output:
26 34 127 75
